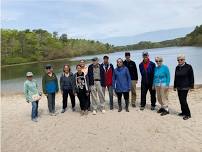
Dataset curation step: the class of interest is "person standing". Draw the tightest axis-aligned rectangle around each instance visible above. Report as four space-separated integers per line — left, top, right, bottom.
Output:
60 64 75 113
42 64 59 116
88 57 105 115
73 64 90 115
113 58 131 112
174 54 194 120
80 59 91 111
24 72 42 122
123 52 138 107
153 57 170 116
139 51 156 111
101 55 114 110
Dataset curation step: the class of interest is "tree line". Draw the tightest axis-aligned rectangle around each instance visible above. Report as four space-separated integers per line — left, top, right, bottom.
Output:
1 25 202 65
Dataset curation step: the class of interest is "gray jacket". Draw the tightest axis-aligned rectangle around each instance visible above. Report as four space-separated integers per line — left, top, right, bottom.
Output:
60 72 74 91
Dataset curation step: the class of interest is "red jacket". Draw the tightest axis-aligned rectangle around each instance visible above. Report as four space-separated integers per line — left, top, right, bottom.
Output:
101 63 114 87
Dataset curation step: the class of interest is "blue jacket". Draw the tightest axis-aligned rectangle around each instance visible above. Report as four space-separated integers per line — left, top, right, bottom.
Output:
153 65 170 87
88 64 105 86
113 66 131 92
139 61 156 86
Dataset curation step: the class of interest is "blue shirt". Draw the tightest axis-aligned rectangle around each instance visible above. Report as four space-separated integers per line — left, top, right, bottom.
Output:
153 64 170 87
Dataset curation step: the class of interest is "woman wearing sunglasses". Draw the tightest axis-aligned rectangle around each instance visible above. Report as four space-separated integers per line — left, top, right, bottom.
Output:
174 54 194 120
153 57 170 116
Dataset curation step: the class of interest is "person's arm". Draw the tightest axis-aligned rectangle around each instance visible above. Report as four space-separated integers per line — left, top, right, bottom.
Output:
188 65 194 89
133 62 138 81
126 68 131 90
112 70 116 90
72 74 77 94
166 66 170 87
55 74 59 93
24 82 29 103
42 75 47 94
173 67 177 91
60 75 63 91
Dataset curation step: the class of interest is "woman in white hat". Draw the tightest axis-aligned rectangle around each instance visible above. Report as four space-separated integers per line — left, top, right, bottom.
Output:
24 72 42 122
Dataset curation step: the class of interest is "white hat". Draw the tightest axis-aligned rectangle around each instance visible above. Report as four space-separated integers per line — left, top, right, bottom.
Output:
26 72 33 77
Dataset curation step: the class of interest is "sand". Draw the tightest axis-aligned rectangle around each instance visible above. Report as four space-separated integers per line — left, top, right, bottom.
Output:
1 88 202 152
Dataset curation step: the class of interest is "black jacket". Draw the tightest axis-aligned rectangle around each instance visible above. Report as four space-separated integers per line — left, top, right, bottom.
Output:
174 63 194 89
123 60 138 80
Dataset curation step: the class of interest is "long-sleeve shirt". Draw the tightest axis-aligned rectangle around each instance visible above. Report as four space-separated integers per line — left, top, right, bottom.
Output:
24 79 40 102
153 64 170 87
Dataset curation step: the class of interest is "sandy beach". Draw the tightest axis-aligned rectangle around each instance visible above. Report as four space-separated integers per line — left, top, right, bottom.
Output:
1 88 202 152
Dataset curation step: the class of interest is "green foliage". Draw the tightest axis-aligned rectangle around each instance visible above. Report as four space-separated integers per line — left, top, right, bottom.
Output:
1 29 114 65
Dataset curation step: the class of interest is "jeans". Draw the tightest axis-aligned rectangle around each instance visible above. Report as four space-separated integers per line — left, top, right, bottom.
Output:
31 101 39 119
47 93 55 113
102 86 113 108
62 89 75 109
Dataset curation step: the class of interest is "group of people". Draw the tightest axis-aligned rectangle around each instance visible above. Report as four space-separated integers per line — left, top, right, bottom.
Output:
24 51 194 122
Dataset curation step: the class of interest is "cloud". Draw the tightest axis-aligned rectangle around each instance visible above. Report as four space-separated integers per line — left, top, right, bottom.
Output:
1 0 202 39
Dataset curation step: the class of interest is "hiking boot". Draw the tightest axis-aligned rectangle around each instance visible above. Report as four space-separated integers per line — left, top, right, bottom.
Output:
160 110 169 116
183 116 191 120
140 106 145 111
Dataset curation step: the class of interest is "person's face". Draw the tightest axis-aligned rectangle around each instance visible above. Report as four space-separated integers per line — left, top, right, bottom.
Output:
143 55 149 62
103 58 109 64
125 55 130 61
46 67 53 74
27 76 33 81
177 58 185 65
155 58 163 66
77 66 82 73
80 61 85 67
117 59 123 67
64 65 70 73
93 60 98 65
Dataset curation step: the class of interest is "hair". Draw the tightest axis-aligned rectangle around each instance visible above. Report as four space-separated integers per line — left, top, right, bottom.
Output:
103 55 109 59
76 64 82 69
155 56 163 62
80 59 85 63
63 64 71 72
177 54 185 60
116 58 124 67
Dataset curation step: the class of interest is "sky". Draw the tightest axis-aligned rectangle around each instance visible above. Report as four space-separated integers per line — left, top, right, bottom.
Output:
1 0 202 39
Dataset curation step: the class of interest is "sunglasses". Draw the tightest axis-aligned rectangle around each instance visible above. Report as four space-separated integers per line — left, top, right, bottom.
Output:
155 60 162 63
177 59 184 61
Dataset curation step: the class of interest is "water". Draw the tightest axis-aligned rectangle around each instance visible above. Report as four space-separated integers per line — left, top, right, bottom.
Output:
1 46 202 94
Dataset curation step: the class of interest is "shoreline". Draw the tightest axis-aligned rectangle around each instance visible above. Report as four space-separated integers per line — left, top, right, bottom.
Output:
2 84 202 96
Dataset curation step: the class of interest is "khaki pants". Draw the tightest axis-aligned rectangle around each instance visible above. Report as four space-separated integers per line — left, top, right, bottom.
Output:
131 80 137 105
155 86 169 110
90 81 105 110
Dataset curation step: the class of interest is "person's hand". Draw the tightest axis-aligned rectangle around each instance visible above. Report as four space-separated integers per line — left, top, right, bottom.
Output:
86 92 89 96
74 93 77 96
45 94 48 97
61 91 63 95
136 81 138 84
113 90 117 97
152 86 155 90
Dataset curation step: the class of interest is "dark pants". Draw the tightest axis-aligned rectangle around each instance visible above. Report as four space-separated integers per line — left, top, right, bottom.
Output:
116 92 129 108
77 90 88 111
47 93 55 113
177 90 191 117
31 101 38 119
140 84 156 107
87 93 91 109
62 89 75 109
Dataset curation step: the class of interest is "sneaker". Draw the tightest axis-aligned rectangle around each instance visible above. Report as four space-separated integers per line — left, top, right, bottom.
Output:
183 116 191 120
126 108 129 112
157 108 165 113
61 109 66 113
102 110 106 114
151 106 155 111
178 113 185 117
92 110 97 115
72 107 76 112
140 107 145 111
110 106 113 110
84 110 88 115
160 110 169 116
32 118 38 122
